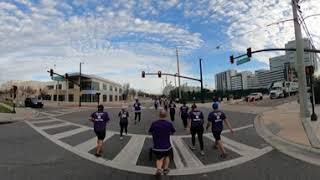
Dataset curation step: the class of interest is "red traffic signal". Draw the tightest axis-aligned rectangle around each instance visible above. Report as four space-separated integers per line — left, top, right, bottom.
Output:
158 71 162 78
247 47 252 58
49 69 54 76
142 71 145 78
230 55 234 64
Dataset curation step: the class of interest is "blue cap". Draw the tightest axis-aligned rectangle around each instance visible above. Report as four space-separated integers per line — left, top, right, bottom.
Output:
212 102 219 110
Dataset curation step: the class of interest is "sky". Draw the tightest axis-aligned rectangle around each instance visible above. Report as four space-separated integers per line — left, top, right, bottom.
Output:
0 0 319 94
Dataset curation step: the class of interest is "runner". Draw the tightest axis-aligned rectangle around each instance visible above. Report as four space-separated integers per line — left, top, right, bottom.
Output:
164 99 168 111
154 98 159 110
169 100 176 121
149 110 176 176
89 105 110 157
206 102 234 159
188 104 205 155
133 98 141 124
118 106 129 140
179 102 189 129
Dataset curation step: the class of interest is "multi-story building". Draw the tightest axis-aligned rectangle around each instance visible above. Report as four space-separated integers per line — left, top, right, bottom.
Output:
45 73 123 104
255 69 285 88
230 71 252 90
215 70 237 91
247 75 260 89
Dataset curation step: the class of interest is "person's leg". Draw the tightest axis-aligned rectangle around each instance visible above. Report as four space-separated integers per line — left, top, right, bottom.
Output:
124 122 128 135
197 127 204 152
182 116 188 128
170 112 174 121
138 112 141 122
191 128 196 149
162 156 170 175
155 158 164 175
120 123 124 137
96 139 103 155
134 112 137 121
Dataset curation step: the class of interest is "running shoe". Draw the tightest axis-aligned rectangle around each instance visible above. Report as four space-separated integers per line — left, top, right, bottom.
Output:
220 153 228 159
200 151 205 156
94 153 101 157
190 146 196 150
163 169 170 175
155 169 162 176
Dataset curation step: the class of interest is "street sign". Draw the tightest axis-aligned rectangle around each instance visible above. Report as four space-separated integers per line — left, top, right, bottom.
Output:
236 57 250 65
52 75 65 81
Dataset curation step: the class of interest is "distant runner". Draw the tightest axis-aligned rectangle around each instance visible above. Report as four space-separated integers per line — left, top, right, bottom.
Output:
169 100 176 121
188 104 205 156
206 103 234 159
118 106 129 140
154 98 159 110
149 110 176 176
89 105 110 157
164 99 168 111
179 102 189 129
133 98 141 124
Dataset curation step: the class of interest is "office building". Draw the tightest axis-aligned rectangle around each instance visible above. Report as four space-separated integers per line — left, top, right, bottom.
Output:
215 70 237 91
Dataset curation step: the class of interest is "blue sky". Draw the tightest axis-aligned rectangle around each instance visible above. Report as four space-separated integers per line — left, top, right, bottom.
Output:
0 0 319 93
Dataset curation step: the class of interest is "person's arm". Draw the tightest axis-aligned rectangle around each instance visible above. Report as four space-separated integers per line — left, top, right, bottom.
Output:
206 113 211 130
224 118 234 134
148 123 154 135
171 124 176 135
88 113 94 122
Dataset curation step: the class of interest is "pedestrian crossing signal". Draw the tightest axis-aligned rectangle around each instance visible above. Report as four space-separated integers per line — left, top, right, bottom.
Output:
158 71 162 78
142 71 145 78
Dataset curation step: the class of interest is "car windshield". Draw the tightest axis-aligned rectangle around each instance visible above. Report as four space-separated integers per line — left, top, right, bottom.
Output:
31 98 38 103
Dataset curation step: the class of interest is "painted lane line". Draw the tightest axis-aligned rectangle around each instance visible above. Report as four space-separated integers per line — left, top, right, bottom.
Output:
52 127 90 139
32 119 63 124
170 138 185 169
39 112 54 116
74 131 113 152
39 122 71 130
113 136 146 165
204 134 260 156
222 124 254 134
171 137 204 168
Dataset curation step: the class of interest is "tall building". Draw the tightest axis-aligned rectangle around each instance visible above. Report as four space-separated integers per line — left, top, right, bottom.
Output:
230 71 252 90
45 73 123 103
215 70 237 91
255 69 285 88
247 75 260 89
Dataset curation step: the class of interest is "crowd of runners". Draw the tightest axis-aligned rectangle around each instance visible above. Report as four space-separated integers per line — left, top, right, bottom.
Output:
88 98 234 176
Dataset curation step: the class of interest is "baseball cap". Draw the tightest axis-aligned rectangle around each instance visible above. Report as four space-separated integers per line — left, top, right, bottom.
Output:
212 102 219 110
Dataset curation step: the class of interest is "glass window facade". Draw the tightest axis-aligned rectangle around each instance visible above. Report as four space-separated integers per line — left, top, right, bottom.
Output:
103 95 107 102
109 95 113 102
103 84 107 90
109 86 113 91
68 94 74 102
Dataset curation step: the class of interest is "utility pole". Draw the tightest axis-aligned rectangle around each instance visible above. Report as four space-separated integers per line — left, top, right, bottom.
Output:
176 48 182 100
79 62 83 107
292 0 310 119
199 58 204 103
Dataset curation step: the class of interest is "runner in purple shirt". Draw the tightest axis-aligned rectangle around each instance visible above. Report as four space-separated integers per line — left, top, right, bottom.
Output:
149 110 176 176
206 103 234 159
179 102 189 129
133 98 141 124
188 104 205 156
169 100 176 121
89 105 110 157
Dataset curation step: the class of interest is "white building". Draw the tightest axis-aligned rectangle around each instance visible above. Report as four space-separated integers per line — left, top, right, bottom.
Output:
230 71 252 90
45 73 123 104
247 75 260 89
255 69 285 88
215 70 237 91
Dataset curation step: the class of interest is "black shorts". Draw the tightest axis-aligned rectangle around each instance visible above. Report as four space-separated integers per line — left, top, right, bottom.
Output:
95 130 106 140
153 149 173 160
212 130 222 141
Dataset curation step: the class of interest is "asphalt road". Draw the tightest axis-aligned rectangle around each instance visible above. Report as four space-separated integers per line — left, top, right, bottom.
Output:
1 101 319 180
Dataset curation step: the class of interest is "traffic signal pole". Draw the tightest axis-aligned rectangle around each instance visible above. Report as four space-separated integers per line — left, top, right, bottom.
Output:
199 58 204 103
292 0 309 119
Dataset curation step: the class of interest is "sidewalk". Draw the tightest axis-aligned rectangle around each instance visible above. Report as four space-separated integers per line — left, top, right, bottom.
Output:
256 101 320 165
0 102 38 123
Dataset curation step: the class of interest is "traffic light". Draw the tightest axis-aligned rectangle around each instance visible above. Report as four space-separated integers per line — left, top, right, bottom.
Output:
65 73 69 80
158 71 162 78
141 71 145 78
50 69 54 77
247 47 252 58
230 55 234 64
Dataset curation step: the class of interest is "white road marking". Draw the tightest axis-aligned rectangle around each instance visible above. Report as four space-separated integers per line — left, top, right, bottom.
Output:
25 117 274 176
32 119 63 124
39 122 70 130
222 124 254 134
171 137 204 168
204 134 260 156
170 138 184 169
52 127 90 139
113 136 146 165
74 131 113 152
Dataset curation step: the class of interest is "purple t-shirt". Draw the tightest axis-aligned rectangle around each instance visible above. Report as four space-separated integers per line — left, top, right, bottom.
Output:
180 105 189 116
133 102 141 112
91 111 110 131
188 110 204 127
208 110 226 131
149 120 176 151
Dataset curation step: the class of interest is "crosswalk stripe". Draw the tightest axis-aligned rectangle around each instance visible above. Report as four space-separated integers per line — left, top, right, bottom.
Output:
204 134 260 156
221 124 254 134
39 122 70 130
172 137 204 168
52 127 90 139
113 136 146 165
170 138 184 169
74 131 113 152
32 119 63 124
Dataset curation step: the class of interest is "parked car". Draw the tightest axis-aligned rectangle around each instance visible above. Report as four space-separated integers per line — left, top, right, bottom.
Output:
25 98 43 108
245 93 263 102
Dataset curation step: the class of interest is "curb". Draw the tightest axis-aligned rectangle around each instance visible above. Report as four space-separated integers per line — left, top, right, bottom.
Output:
254 114 320 166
